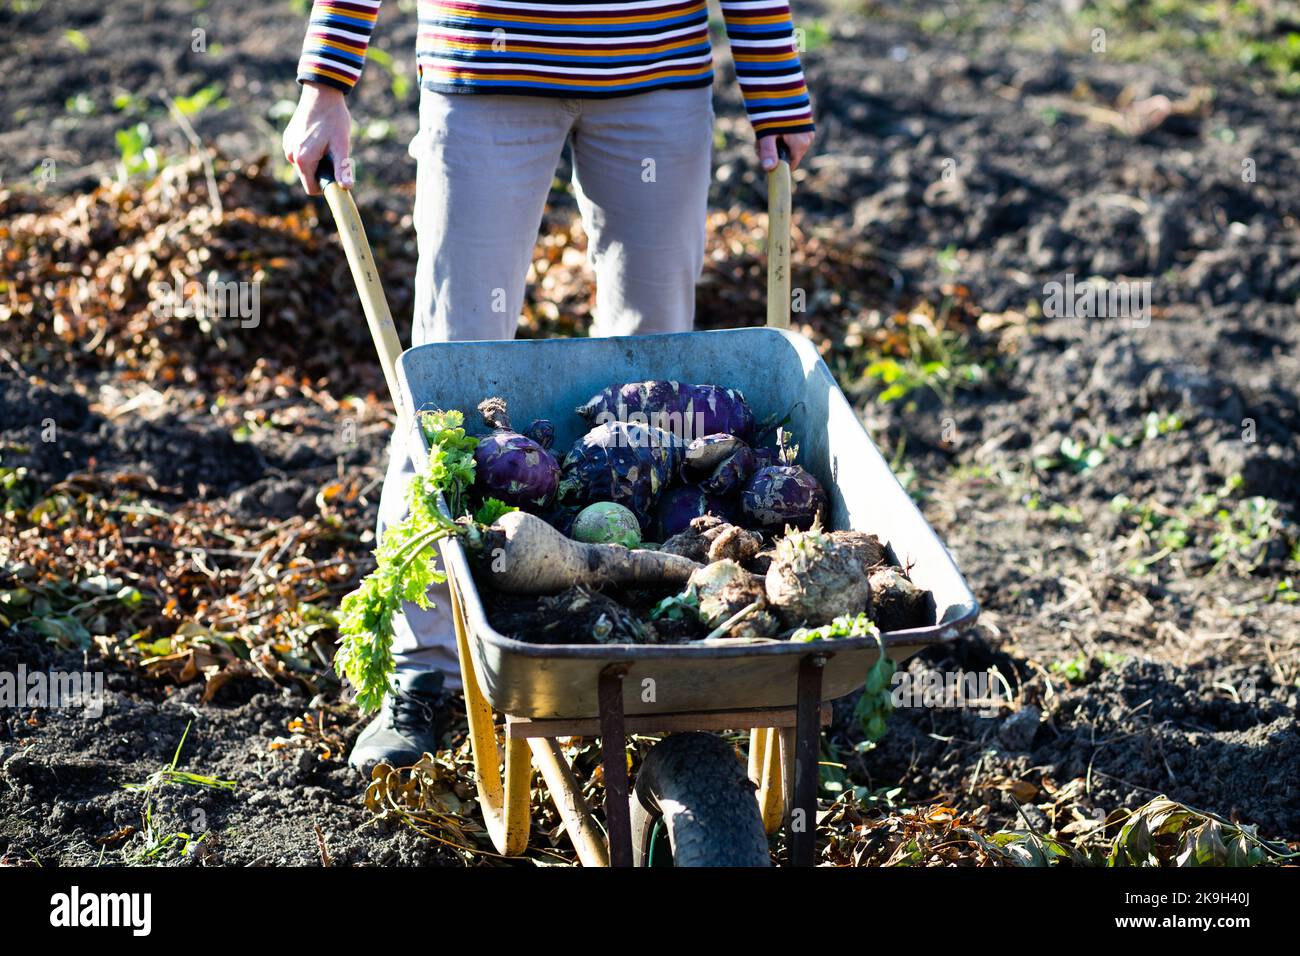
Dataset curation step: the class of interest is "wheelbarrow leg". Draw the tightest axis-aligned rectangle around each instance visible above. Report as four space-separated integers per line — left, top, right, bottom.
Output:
598 663 633 867
750 727 785 833
528 737 609 867
790 653 826 867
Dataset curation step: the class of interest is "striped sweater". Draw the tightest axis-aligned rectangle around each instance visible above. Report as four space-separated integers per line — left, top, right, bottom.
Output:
297 0 814 137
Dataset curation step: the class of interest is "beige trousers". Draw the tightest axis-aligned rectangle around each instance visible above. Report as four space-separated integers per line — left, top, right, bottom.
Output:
382 86 715 683
411 85 714 342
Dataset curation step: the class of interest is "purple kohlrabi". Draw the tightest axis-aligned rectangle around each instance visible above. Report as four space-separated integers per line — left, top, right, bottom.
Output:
575 381 754 442
740 465 826 530
680 433 757 496
472 398 560 509
557 421 682 529
523 419 555 450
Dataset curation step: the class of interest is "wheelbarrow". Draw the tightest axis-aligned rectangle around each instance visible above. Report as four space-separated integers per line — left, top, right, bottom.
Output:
318 153 980 867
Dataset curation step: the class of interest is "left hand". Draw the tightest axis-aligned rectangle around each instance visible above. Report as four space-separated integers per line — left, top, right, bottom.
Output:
757 131 815 172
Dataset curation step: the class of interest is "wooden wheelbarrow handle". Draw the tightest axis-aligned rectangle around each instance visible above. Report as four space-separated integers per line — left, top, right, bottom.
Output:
317 155 406 421
766 144 794 329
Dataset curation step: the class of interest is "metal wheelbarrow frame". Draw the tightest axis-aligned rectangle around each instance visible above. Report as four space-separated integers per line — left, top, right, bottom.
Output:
319 155 979 867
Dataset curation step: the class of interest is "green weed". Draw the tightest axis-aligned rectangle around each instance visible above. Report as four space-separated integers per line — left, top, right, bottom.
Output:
365 46 413 101
1035 412 1183 475
864 321 987 405
122 722 235 863
171 84 228 118
62 28 90 52
1111 476 1295 575
116 122 161 179
1049 651 1127 684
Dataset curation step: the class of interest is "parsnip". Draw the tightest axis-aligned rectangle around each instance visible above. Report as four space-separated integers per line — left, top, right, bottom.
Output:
479 510 700 594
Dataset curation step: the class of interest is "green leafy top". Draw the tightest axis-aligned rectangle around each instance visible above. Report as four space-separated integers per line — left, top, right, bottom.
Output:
474 497 517 525
790 612 879 642
417 410 479 519
334 410 485 713
649 587 700 622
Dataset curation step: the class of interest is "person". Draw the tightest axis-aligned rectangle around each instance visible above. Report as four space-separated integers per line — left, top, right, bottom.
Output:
282 0 815 771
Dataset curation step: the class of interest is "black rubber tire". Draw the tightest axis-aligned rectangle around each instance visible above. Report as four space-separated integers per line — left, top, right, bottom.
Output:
630 732 771 867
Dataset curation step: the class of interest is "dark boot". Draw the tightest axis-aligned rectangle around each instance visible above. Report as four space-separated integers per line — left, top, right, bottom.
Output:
347 670 447 774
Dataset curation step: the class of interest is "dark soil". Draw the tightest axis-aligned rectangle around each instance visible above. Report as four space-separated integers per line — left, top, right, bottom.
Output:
0 375 383 505
484 585 670 646
2 0 1298 864
0 632 466 866
838 634 1300 839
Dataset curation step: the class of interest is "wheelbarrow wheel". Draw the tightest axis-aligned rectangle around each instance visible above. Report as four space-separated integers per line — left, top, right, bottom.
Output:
629 732 771 867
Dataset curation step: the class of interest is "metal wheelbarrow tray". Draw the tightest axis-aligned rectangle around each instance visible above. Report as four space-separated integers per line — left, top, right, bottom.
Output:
399 326 980 721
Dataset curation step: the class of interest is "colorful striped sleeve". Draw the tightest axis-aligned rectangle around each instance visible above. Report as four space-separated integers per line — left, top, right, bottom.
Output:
718 0 815 137
295 0 815 137
297 0 382 93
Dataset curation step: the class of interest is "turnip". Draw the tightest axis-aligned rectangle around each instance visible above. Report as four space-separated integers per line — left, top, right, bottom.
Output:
475 510 700 595
473 398 560 509
687 560 779 639
576 381 755 441
828 530 888 570
572 501 642 548
337 409 696 711
765 523 871 628
662 514 763 565
868 567 933 631
741 464 826 530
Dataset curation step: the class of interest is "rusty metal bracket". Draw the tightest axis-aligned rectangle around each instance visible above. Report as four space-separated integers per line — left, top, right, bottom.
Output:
790 653 828 867
597 662 633 867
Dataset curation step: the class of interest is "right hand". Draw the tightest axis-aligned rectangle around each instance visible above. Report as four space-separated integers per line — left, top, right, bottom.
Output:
282 83 353 195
